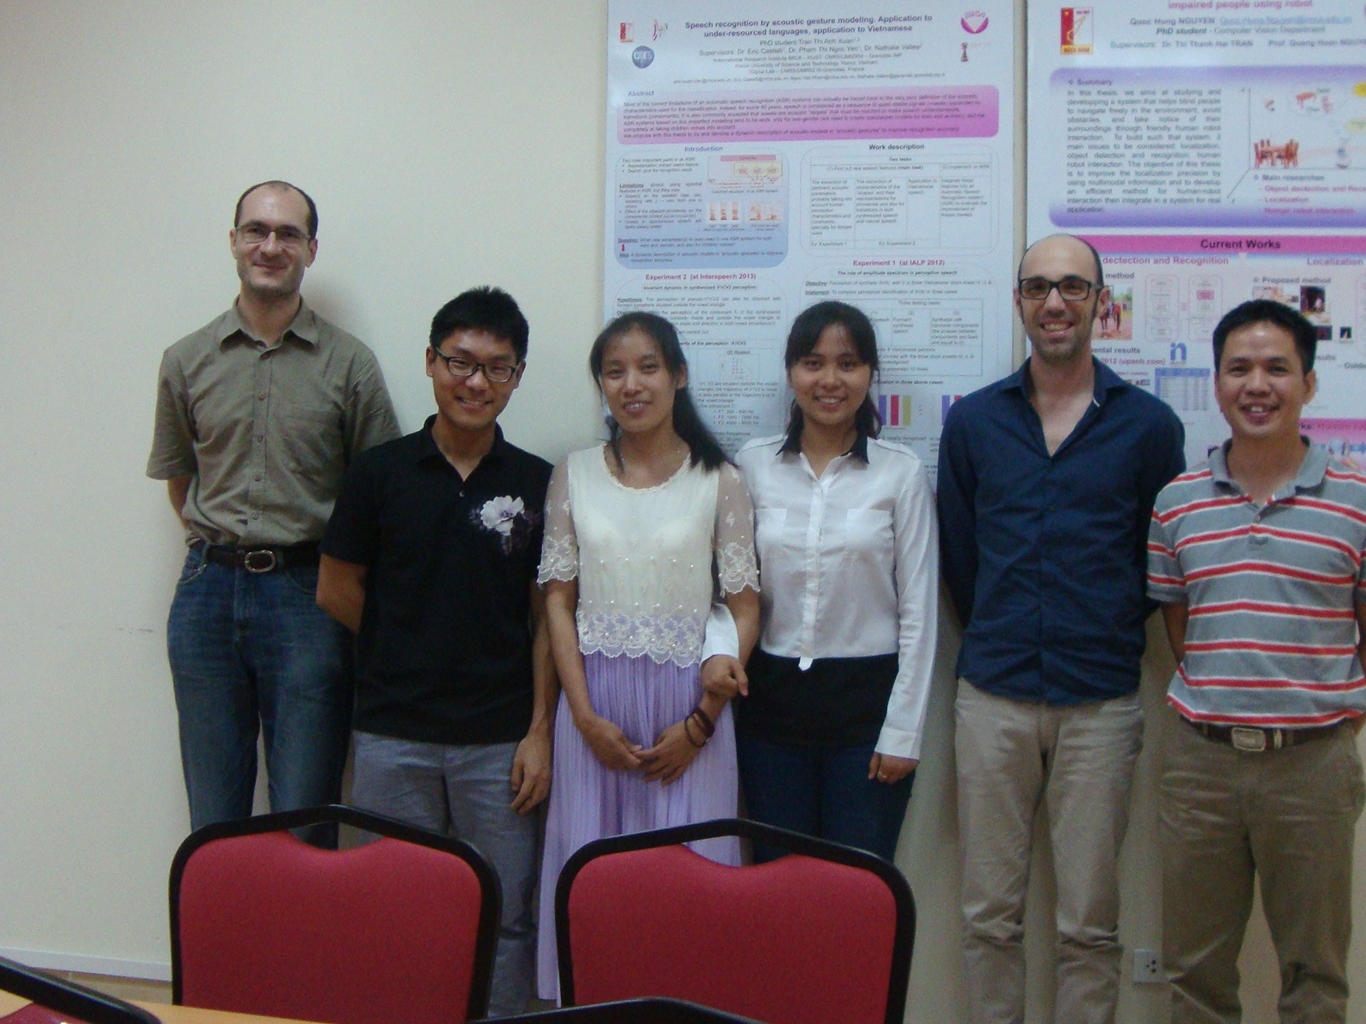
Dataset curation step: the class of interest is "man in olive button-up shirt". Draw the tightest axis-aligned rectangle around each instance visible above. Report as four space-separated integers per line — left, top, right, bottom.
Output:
147 181 399 834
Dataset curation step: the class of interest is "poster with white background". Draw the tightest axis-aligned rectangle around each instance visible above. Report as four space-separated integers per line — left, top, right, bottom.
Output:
607 0 1017 467
1028 0 1366 461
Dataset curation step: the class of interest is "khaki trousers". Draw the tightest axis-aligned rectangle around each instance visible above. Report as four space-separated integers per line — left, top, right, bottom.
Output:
1161 707 1365 1024
956 680 1144 1024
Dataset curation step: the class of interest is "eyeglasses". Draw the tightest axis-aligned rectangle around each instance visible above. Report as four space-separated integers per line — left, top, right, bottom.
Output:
1017 276 1098 302
235 223 312 248
430 347 520 383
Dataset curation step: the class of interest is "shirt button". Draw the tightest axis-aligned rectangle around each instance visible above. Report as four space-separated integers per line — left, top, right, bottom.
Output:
251 512 260 520
257 392 267 400
254 475 262 482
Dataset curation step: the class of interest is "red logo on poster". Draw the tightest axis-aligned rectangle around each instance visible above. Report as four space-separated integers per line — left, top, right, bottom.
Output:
1059 8 1093 53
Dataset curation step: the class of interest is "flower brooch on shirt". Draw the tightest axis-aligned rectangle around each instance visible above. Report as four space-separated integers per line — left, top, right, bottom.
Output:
472 495 540 555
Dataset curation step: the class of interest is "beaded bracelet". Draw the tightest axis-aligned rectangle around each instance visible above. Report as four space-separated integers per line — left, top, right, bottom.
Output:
689 704 716 738
683 714 706 748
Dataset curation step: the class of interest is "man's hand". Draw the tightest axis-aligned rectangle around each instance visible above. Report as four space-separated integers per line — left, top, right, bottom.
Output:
575 712 644 771
701 654 748 699
509 727 552 814
640 720 703 786
869 752 918 784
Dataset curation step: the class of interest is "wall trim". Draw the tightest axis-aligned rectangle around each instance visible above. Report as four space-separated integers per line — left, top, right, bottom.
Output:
0 947 171 983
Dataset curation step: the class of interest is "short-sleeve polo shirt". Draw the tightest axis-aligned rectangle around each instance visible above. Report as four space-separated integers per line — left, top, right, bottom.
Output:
322 417 553 745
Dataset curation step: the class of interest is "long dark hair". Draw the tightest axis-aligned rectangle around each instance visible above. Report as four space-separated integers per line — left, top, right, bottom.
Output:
780 300 882 461
589 311 729 471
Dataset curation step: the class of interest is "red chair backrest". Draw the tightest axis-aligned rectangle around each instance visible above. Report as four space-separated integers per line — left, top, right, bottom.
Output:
565 844 900 1024
175 830 486 1024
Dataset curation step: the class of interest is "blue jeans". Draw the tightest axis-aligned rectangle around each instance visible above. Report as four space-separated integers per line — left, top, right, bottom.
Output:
166 546 351 834
351 732 540 1018
735 725 914 863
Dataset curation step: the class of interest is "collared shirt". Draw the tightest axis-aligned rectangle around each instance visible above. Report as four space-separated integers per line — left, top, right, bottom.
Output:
146 300 400 547
321 419 552 745
1147 443 1366 727
937 357 1186 705
735 434 939 758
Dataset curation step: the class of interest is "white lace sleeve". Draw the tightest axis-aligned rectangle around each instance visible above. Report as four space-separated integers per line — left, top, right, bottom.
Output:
537 459 579 584
714 462 759 595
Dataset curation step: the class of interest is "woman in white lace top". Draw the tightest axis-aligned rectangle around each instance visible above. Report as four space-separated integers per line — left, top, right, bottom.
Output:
535 311 760 1000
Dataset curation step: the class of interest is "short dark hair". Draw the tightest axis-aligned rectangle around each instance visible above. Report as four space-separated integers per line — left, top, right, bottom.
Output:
589 311 729 471
1212 299 1316 373
781 300 882 460
429 286 530 362
234 180 318 238
1017 233 1105 288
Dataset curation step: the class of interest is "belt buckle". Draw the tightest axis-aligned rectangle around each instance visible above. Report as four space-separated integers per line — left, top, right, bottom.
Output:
242 549 278 574
1230 727 1267 752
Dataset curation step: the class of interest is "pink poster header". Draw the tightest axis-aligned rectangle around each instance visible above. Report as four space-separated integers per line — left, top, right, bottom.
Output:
619 87 999 145
1081 235 1366 257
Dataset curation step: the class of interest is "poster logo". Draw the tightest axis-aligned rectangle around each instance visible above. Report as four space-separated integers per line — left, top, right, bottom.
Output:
961 10 989 33
632 45 655 68
622 21 667 42
1061 8 1093 53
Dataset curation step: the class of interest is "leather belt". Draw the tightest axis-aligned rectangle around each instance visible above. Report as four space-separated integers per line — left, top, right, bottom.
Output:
1181 715 1340 752
202 542 320 574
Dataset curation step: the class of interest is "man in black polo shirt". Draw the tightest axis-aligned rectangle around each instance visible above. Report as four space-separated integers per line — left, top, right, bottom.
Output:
318 286 554 1017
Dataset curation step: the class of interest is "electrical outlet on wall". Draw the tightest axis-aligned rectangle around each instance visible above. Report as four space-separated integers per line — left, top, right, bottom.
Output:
1133 948 1163 984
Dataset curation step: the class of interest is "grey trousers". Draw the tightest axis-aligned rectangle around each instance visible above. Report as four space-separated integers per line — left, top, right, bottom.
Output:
351 731 539 1018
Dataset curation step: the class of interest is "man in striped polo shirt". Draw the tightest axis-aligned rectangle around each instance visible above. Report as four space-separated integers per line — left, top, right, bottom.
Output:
1148 299 1366 1024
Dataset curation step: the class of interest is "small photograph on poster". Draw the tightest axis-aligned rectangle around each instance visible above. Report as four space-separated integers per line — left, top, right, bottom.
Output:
1093 286 1130 341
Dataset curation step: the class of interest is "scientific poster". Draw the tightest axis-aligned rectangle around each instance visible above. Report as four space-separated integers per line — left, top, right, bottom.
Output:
1027 0 1366 460
606 0 1017 465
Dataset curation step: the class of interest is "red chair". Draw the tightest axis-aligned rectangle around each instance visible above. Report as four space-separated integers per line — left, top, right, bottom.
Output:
170 804 500 1024
555 819 915 1024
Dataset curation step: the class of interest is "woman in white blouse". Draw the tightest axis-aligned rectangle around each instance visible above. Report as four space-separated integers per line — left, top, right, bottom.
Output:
534 311 760 998
728 300 938 862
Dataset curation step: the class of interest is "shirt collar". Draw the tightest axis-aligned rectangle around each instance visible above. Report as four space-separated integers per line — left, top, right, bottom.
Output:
1209 438 1327 496
1003 356 1126 406
217 298 319 348
417 416 507 469
778 420 870 463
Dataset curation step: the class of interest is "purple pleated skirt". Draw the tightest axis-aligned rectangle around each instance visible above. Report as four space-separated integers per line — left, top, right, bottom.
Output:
536 650 739 1001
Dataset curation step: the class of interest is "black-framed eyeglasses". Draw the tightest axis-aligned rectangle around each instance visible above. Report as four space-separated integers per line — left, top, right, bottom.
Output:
236 222 312 248
1017 275 1098 301
430 346 520 383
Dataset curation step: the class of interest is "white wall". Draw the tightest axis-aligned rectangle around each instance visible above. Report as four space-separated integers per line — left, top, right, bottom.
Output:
0 3 1361 1021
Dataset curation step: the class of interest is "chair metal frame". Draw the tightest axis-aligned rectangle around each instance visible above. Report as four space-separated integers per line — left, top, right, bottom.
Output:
499 996 762 1023
0 955 161 1024
554 818 915 1024
169 803 501 1022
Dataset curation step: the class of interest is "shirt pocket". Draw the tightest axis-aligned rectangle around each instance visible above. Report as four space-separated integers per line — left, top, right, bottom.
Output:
754 507 788 568
843 508 894 568
279 407 344 487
